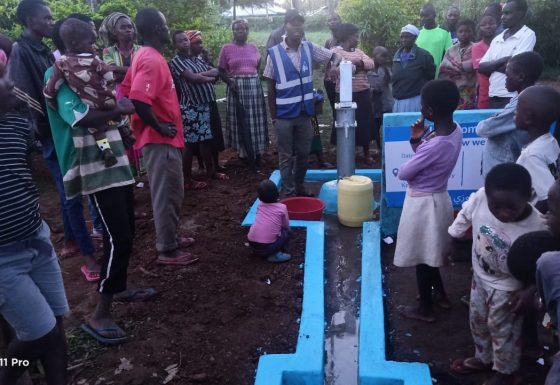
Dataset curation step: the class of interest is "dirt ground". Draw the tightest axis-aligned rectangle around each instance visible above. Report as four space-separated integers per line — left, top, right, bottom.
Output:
26 76 560 384
382 240 553 385
32 149 305 385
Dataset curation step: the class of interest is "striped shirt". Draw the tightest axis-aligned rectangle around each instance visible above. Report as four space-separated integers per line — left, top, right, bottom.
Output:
44 67 135 199
331 47 375 93
0 114 42 246
170 55 216 106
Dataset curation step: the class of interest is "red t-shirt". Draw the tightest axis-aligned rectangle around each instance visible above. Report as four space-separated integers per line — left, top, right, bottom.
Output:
121 47 184 150
472 41 490 109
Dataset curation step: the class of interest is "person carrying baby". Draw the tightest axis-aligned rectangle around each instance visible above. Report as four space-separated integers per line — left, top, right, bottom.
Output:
44 18 130 167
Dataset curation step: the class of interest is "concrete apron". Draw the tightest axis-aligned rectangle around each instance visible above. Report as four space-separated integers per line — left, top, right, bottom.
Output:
324 215 362 385
247 169 432 385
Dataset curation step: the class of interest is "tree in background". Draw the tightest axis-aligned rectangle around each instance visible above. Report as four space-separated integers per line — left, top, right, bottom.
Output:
338 0 425 53
338 0 559 70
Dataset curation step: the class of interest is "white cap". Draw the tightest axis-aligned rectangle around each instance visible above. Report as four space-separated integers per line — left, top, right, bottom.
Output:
401 24 420 36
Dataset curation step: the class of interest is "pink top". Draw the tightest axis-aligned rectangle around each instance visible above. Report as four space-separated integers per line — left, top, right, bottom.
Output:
218 43 260 76
472 41 490 109
247 202 290 244
399 125 463 193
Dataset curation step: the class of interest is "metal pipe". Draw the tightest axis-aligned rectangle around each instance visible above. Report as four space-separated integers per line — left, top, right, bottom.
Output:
335 61 357 178
335 104 357 178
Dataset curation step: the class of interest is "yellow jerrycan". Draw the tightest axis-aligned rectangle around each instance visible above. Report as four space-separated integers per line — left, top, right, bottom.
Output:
337 175 373 227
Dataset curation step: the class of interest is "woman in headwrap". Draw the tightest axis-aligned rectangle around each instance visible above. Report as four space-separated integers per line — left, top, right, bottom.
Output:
218 19 268 168
391 24 436 112
99 12 141 172
99 12 140 95
170 30 227 190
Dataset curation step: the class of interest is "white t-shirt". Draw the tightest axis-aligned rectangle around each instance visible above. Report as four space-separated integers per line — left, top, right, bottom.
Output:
517 133 560 204
449 188 546 291
480 25 536 98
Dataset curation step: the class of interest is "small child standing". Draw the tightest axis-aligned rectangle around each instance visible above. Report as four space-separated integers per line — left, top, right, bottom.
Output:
394 79 463 322
367 46 393 160
44 18 128 168
449 164 547 385
515 85 560 212
248 180 292 263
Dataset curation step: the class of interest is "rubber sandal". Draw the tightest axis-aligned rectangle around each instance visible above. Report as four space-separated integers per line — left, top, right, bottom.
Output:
156 252 199 266
114 288 156 302
80 265 101 282
450 357 492 374
80 323 127 345
184 180 208 190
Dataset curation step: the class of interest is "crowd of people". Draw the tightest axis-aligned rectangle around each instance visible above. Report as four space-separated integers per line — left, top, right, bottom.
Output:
1 0 560 384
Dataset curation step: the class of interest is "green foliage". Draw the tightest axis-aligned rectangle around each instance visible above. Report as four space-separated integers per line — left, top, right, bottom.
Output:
527 0 560 68
203 27 231 64
338 0 560 68
338 0 424 54
0 0 22 38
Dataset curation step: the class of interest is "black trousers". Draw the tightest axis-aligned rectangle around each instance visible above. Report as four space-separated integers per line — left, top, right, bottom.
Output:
92 184 135 294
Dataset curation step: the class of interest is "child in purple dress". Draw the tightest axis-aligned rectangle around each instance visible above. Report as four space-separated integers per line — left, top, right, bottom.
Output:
394 80 463 323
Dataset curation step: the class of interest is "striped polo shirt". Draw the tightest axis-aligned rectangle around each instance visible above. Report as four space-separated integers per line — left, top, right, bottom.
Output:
0 114 42 245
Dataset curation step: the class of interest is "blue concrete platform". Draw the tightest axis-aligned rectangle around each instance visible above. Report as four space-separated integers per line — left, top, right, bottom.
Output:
243 170 430 385
359 222 432 385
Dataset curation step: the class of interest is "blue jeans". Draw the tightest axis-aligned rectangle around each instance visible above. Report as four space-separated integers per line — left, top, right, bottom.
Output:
0 222 69 341
41 138 94 256
249 229 291 258
88 196 103 233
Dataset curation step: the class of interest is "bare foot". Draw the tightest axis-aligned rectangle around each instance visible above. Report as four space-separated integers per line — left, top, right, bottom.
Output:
84 255 101 274
397 305 436 323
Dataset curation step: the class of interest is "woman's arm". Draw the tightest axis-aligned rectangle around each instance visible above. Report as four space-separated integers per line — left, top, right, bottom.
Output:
180 68 216 84
219 67 238 92
359 50 375 71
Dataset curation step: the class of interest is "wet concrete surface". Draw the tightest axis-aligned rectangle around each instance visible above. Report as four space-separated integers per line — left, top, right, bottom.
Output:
323 215 362 385
301 180 372 385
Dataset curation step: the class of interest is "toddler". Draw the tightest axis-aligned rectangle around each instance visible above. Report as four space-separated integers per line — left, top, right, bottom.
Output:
394 79 463 323
515 85 560 212
449 163 547 385
44 18 128 167
367 46 393 159
248 180 291 263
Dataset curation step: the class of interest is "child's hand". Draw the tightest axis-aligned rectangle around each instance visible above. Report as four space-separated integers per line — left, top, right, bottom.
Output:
410 116 427 140
509 286 537 315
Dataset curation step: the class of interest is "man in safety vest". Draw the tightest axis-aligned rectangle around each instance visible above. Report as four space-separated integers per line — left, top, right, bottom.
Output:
264 10 341 197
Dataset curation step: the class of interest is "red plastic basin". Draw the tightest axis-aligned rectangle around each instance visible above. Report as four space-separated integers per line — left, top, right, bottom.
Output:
280 197 325 221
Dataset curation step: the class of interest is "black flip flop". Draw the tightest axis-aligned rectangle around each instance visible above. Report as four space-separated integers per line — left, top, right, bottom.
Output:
80 323 127 345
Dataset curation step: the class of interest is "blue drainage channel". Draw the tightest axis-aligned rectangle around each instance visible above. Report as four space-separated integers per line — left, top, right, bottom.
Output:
324 214 362 385
243 169 432 385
